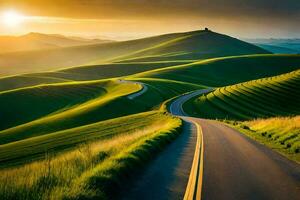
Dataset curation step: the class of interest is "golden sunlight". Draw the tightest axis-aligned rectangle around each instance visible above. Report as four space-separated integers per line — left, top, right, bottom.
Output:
1 10 25 27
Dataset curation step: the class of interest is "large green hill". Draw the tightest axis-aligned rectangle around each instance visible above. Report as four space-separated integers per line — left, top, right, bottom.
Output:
0 61 192 92
3 54 296 93
114 30 269 62
0 30 268 77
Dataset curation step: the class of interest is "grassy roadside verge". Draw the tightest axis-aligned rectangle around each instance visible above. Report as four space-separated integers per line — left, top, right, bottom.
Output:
0 112 182 200
224 116 300 163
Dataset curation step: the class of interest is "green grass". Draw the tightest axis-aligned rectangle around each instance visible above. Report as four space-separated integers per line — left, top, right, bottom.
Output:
0 74 71 92
45 61 195 81
134 54 300 87
126 78 205 109
0 111 171 167
0 80 142 144
0 111 182 200
3 54 297 93
0 61 194 92
189 69 300 120
0 80 108 131
225 116 300 163
0 76 202 145
0 29 298 199
112 30 268 63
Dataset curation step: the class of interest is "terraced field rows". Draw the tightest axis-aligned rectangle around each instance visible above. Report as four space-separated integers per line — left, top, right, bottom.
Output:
0 80 142 144
194 69 300 120
0 111 173 168
0 111 182 200
0 81 109 131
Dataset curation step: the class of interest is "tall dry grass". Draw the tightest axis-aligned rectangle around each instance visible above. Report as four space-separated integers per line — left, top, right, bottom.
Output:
244 115 300 154
0 118 181 200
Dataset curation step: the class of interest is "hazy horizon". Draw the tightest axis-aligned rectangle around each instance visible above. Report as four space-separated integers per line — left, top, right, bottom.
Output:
1 29 300 42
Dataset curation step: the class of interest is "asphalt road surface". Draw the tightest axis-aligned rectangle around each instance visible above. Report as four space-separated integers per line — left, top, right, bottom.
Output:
118 79 148 99
170 89 300 200
120 121 197 200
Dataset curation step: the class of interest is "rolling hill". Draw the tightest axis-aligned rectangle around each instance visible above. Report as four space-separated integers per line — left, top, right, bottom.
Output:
189 69 300 120
0 29 269 77
0 80 141 143
0 77 201 145
0 111 178 167
6 53 297 92
0 28 299 200
0 111 182 200
134 54 300 87
0 61 194 92
113 30 269 62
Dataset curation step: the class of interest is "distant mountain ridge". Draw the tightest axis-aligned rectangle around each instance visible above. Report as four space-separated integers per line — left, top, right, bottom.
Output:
0 32 113 53
245 38 300 44
0 29 269 76
244 38 300 54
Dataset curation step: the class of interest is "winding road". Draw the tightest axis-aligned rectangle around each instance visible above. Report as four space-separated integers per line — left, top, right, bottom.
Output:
118 79 148 99
170 89 300 200
122 82 300 200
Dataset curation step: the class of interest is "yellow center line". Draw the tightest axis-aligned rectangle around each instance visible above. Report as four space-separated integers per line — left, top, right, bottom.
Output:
183 119 204 200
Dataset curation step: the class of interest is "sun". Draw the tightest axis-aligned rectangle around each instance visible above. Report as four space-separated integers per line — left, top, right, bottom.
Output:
2 10 25 27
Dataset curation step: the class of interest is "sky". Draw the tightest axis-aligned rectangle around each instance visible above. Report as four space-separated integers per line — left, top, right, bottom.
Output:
0 0 299 40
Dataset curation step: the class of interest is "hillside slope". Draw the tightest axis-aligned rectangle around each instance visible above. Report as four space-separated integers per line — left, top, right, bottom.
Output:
0 111 175 167
0 30 269 77
190 69 300 120
134 54 300 87
0 61 193 92
0 77 201 145
0 80 142 143
114 30 269 62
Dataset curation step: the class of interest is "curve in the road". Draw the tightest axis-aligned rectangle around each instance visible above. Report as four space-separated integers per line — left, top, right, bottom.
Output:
118 79 148 99
169 89 211 200
170 89 300 200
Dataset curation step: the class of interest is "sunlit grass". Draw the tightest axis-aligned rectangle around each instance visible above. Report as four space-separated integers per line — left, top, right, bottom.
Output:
245 116 300 154
134 54 300 87
0 112 182 200
0 79 141 144
226 116 300 163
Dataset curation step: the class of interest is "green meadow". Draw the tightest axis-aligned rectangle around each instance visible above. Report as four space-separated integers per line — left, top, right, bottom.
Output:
0 29 300 199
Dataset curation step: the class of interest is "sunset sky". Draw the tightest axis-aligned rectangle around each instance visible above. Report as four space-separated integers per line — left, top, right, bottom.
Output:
0 0 299 40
